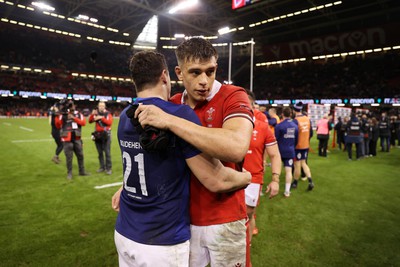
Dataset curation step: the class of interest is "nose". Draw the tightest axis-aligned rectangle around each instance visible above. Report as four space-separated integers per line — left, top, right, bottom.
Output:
198 72 208 86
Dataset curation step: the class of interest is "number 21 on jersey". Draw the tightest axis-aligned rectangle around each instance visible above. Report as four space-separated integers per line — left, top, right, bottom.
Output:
122 151 148 196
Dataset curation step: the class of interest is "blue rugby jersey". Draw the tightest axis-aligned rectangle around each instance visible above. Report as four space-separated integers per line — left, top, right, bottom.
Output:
274 118 298 159
115 97 201 245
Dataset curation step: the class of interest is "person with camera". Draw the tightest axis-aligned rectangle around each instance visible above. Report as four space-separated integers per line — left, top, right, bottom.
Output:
89 101 113 175
55 99 89 180
49 103 63 164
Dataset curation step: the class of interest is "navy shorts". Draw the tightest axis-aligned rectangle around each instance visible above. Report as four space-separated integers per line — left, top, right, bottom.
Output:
282 158 294 167
295 149 309 161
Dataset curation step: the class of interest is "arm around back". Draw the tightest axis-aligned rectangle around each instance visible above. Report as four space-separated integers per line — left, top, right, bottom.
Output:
186 153 251 193
176 117 252 163
135 104 253 163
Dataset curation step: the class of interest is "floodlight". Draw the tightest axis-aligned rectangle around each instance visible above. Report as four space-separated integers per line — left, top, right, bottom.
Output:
174 33 185 38
168 0 198 14
77 14 89 20
218 27 230 35
31 2 55 11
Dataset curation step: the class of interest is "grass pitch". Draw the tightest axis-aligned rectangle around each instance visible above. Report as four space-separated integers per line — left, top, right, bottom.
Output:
0 117 399 267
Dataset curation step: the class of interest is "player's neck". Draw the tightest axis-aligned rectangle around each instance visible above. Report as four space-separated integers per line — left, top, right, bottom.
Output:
183 94 199 109
186 98 198 109
137 86 168 101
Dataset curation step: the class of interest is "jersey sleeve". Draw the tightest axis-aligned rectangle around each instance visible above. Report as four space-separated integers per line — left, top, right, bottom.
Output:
264 123 277 146
222 86 254 125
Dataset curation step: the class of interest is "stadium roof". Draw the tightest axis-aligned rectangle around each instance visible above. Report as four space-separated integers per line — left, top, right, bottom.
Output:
1 0 399 47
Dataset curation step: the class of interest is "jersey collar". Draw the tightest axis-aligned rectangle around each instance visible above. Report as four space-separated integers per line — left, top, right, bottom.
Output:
180 80 222 105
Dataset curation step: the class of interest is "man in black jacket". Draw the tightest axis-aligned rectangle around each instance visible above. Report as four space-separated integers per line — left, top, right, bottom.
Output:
378 112 390 152
346 113 362 160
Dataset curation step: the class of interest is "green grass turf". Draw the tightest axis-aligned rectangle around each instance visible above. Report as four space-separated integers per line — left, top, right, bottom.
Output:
1 117 399 267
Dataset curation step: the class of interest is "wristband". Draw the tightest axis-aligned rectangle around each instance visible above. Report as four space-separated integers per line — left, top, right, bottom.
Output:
272 173 280 183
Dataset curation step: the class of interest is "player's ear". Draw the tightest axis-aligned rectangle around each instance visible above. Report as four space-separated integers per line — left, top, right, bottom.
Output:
161 69 169 84
175 66 183 81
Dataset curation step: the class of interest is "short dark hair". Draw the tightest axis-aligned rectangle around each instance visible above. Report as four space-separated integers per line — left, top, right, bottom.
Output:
245 89 256 101
282 107 292 118
293 101 303 112
129 51 168 92
175 37 218 66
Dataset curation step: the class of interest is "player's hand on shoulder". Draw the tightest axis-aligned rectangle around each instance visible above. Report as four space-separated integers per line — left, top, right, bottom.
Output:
135 104 170 130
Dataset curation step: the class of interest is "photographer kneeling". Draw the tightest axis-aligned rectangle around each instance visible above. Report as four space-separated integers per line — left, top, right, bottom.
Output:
89 101 113 175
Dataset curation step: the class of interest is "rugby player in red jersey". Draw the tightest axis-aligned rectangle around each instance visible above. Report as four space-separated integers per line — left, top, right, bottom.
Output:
133 38 254 266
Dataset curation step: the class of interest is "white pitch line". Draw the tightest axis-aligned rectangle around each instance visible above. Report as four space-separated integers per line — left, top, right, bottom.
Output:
12 138 53 143
94 181 122 189
11 137 91 143
3 122 11 126
19 126 34 132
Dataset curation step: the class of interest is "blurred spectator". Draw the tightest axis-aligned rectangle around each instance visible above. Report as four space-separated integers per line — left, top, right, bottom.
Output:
334 117 346 151
369 117 380 156
345 113 362 160
379 112 391 152
88 101 113 175
316 115 332 157
49 102 63 164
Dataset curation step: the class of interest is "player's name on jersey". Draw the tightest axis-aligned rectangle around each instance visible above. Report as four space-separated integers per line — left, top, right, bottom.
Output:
284 128 296 139
120 140 142 149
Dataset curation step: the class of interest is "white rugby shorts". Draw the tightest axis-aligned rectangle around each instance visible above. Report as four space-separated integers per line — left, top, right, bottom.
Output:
114 230 189 267
189 219 246 267
245 182 261 207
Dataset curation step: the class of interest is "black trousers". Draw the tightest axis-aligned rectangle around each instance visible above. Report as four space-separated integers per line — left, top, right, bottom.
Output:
52 129 63 156
94 133 112 171
347 142 361 159
369 140 377 156
63 139 85 174
318 135 329 157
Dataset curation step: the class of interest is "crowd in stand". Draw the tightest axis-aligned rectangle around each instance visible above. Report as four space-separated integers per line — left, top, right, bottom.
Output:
252 53 400 100
1 23 400 118
0 98 127 117
0 71 133 96
0 24 131 75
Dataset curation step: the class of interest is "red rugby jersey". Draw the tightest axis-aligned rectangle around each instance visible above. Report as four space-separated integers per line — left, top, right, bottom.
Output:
243 119 277 184
170 81 253 226
254 109 269 124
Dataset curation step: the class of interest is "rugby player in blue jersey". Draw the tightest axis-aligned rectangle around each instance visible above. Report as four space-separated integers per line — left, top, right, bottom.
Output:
112 50 250 267
274 107 298 197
